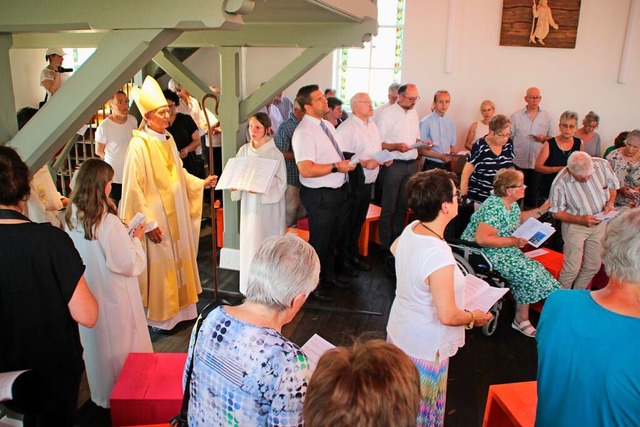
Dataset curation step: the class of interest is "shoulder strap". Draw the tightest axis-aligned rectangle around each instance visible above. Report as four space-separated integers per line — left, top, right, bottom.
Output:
170 299 225 426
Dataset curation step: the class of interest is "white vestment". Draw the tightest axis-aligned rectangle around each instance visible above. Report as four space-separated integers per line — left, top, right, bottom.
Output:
230 138 287 294
66 211 152 408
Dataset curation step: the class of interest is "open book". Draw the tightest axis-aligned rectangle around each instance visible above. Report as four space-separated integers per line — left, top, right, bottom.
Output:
300 334 335 372
594 210 620 222
370 149 395 163
512 217 555 248
464 275 509 313
215 157 278 194
409 141 434 149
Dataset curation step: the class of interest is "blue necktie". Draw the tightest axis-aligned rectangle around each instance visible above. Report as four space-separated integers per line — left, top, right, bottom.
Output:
320 121 348 182
320 121 345 160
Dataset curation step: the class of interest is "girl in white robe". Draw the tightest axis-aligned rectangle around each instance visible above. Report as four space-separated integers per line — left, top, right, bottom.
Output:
65 159 152 408
230 112 287 294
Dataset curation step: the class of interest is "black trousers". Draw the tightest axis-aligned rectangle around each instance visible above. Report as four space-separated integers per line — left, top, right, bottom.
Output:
345 183 373 259
515 166 541 208
300 185 349 287
379 160 418 250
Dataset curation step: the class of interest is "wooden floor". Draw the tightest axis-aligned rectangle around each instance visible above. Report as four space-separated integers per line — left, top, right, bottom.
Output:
70 227 540 427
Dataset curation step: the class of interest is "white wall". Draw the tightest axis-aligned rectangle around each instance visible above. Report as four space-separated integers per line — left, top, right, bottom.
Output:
401 0 640 150
10 48 48 109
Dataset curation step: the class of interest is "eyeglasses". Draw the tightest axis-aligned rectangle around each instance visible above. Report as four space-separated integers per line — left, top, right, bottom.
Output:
355 100 372 104
155 108 171 117
508 183 527 189
496 132 510 138
454 190 463 203
401 95 420 103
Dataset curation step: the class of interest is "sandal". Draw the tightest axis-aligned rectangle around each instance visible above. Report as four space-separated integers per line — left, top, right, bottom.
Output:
512 319 536 337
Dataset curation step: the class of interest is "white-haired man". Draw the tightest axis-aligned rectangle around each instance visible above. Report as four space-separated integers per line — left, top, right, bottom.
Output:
549 152 619 290
372 83 400 127
337 92 391 271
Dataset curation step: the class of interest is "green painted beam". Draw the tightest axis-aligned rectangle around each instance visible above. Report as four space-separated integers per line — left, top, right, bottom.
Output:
0 0 245 32
8 29 182 171
11 18 378 49
239 46 334 121
151 48 215 103
219 47 241 250
157 18 379 47
0 35 18 143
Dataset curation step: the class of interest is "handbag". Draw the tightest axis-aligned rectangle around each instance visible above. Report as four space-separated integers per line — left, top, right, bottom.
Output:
169 300 225 427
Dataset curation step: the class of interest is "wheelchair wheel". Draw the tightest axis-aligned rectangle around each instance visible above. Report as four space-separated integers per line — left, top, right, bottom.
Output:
452 252 475 276
482 308 500 336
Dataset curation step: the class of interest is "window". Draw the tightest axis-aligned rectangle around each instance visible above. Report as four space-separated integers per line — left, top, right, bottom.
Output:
334 0 405 108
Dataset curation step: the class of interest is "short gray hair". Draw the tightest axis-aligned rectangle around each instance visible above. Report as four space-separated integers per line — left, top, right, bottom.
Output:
567 151 593 177
388 83 400 94
603 208 640 284
624 129 640 146
350 92 368 111
488 114 510 134
168 79 180 93
559 110 579 124
583 111 599 125
245 234 320 311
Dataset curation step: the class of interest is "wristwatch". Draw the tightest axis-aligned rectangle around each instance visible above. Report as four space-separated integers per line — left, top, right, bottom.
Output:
464 309 475 330
331 163 338 173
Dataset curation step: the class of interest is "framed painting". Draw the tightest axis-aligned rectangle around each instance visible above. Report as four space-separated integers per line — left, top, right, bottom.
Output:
500 0 581 48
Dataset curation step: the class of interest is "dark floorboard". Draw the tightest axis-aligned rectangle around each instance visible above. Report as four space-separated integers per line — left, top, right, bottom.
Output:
70 229 539 427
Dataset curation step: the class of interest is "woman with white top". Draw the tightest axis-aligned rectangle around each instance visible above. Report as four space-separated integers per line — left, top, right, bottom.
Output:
386 169 492 427
464 100 495 150
230 112 286 294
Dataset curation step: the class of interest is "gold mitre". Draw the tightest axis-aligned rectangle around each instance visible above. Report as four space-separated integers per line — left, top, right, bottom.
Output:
132 76 167 116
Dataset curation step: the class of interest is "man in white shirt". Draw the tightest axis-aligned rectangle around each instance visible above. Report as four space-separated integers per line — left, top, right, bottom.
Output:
292 84 356 302
377 83 425 256
337 92 391 271
95 91 138 205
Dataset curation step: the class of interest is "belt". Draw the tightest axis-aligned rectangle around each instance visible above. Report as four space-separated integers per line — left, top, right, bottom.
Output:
393 159 417 164
303 184 346 191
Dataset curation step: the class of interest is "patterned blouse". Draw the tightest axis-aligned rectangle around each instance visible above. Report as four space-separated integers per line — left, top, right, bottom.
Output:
607 148 640 206
467 137 514 203
185 306 311 426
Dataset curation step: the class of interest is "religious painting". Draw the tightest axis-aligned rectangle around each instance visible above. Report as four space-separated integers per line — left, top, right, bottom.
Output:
500 0 581 48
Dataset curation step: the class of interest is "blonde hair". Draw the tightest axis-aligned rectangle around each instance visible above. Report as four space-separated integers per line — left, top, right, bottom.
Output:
493 168 523 197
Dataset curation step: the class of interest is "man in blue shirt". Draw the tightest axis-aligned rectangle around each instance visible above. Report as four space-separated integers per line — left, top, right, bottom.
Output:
275 101 306 227
419 90 456 171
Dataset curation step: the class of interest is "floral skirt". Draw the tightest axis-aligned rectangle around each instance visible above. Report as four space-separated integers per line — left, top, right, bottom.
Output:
388 336 450 427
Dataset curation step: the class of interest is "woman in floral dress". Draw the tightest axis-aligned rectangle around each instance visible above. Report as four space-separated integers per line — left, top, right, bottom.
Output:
461 168 560 337
607 129 640 207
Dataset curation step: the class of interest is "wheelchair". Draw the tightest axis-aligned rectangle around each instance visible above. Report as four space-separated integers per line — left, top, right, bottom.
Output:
447 237 508 336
